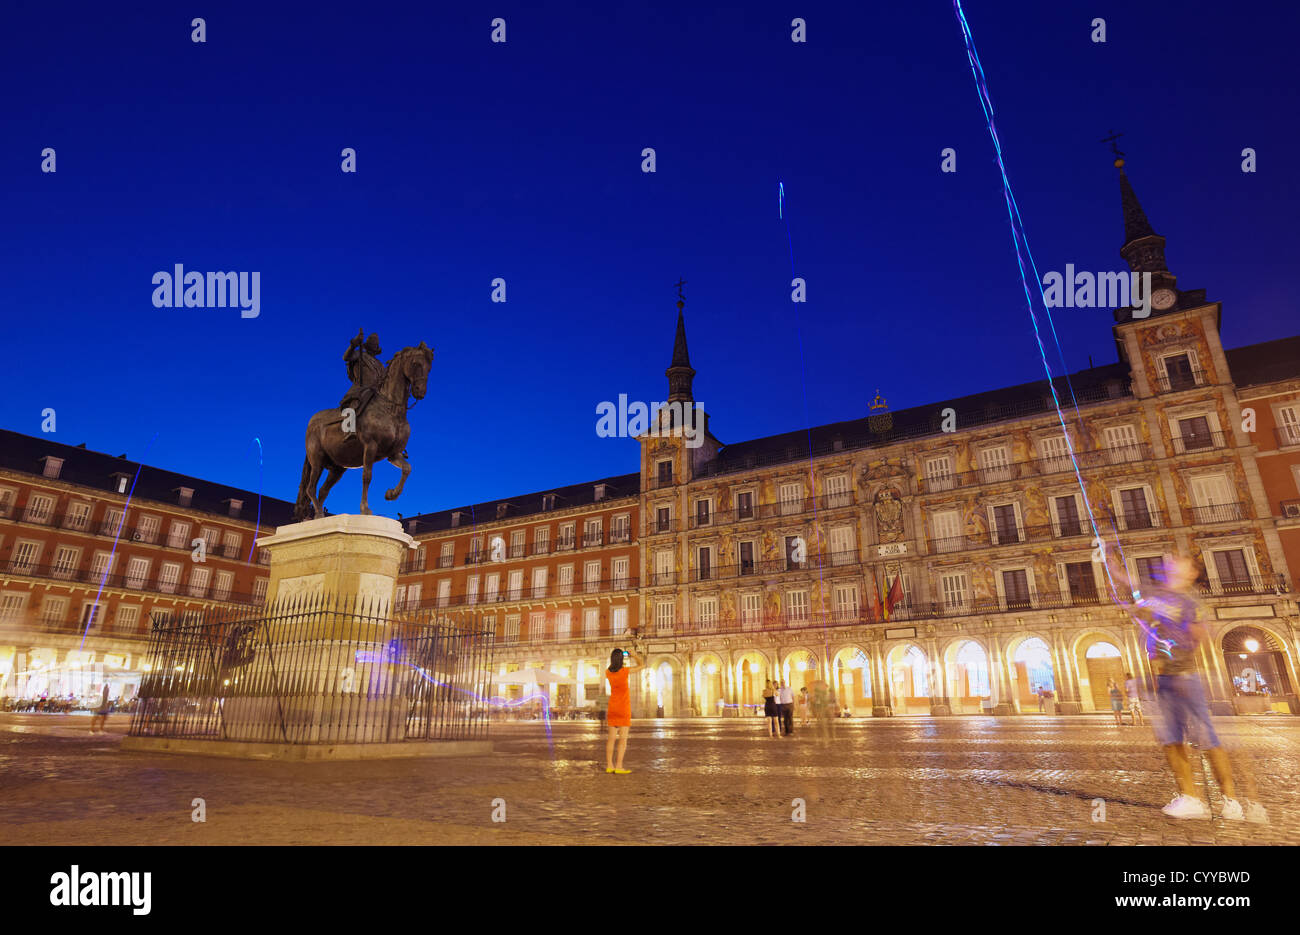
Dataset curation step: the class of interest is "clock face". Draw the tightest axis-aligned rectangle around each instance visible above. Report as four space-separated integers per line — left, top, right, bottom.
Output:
1152 289 1176 310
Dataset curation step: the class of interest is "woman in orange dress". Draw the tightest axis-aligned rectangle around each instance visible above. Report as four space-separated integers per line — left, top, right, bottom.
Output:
605 647 640 774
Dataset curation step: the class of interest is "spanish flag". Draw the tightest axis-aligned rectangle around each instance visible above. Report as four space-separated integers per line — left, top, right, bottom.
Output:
885 573 904 619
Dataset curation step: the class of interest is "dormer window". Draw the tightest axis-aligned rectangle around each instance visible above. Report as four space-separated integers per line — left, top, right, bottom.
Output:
543 494 556 511
451 511 462 527
496 503 508 520
41 457 64 479
110 473 130 494
227 499 243 519
594 484 607 502
407 519 419 533
178 487 194 507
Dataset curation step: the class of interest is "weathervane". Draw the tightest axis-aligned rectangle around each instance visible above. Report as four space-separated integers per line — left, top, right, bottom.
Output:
674 277 687 303
1101 129 1126 168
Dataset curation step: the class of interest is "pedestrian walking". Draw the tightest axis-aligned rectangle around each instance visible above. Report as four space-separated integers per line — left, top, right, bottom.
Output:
1108 553 1265 821
810 678 834 744
762 680 779 736
1124 671 1145 727
777 680 795 736
89 683 111 733
1036 686 1045 713
1108 679 1124 726
604 647 640 774
798 686 810 727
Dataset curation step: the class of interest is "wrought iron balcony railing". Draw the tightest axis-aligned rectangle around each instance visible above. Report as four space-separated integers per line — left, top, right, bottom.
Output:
1155 369 1210 394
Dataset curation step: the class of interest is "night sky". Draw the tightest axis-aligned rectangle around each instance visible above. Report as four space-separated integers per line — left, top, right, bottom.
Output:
5 1 1297 514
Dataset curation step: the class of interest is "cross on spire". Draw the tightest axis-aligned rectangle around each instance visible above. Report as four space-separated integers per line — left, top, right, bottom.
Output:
1101 129 1125 163
674 277 687 302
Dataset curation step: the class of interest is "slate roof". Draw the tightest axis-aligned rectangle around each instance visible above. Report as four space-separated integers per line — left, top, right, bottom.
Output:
403 472 641 533
1226 335 1300 388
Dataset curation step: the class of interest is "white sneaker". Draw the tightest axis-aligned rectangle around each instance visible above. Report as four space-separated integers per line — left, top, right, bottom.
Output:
1244 800 1269 824
1162 795 1211 819
1220 797 1245 821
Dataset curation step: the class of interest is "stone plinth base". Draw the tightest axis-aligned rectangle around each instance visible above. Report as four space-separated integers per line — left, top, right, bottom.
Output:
929 704 953 716
871 706 893 717
1057 701 1082 715
122 736 493 761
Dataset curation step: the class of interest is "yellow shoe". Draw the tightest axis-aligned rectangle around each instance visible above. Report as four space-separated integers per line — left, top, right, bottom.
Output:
613 768 632 775
606 767 615 773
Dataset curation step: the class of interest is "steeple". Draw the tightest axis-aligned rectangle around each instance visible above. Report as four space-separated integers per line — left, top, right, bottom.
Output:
1116 161 1171 279
666 287 695 403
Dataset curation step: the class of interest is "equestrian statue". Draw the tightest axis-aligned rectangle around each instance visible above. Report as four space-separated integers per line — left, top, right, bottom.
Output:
293 328 435 521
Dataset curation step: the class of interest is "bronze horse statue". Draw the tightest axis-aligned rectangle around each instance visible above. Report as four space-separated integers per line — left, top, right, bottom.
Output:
293 342 434 520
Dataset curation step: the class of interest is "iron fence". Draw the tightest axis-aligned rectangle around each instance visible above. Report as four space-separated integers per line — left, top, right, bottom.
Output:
127 594 494 744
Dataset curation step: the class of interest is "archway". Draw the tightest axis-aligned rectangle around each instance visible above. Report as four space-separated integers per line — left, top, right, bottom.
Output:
1082 640 1124 712
946 639 991 714
735 651 772 717
1222 626 1295 715
782 649 819 695
832 646 872 715
649 660 679 717
1011 637 1056 711
886 644 930 715
693 654 725 717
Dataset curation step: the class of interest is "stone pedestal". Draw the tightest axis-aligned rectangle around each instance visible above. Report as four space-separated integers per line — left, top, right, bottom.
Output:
929 703 953 716
871 705 893 717
1057 701 1083 715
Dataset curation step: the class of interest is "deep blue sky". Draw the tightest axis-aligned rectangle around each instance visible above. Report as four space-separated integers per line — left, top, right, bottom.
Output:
4 1 1297 514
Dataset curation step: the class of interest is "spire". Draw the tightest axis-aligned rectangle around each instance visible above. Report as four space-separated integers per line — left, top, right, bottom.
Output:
1114 158 1171 277
665 286 696 403
1119 168 1157 243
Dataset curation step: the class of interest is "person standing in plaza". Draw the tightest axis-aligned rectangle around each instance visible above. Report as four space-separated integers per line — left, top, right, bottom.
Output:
777 680 795 736
605 647 640 774
1107 553 1264 821
1124 671 1145 727
762 680 779 736
798 686 810 727
1107 679 1124 726
89 683 111 733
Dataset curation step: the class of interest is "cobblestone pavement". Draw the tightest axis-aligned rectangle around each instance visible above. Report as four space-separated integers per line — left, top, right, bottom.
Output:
2 713 1297 845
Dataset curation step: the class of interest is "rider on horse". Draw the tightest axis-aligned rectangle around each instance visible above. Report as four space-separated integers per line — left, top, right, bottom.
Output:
340 328 385 417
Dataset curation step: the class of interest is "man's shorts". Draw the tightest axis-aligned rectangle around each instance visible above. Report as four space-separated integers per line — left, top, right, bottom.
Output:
1153 673 1220 748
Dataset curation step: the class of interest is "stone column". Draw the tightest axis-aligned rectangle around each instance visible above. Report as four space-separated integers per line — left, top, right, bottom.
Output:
872 643 892 717
990 632 1017 715
929 637 950 716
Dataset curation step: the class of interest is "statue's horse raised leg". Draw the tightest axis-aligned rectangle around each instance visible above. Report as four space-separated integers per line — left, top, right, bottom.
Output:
385 450 412 501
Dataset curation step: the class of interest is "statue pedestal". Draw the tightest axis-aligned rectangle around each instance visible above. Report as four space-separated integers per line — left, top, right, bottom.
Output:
256 514 415 615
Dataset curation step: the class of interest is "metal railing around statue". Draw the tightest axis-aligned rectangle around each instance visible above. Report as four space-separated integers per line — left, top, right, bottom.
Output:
127 594 495 745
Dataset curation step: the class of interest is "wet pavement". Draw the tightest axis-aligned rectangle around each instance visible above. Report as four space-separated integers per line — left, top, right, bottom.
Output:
2 713 1296 845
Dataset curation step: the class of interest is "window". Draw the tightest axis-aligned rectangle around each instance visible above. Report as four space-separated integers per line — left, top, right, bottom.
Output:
253 578 268 603
1001 569 1032 609
51 545 79 579
1063 561 1098 603
41 595 69 623
655 507 671 533
738 541 755 576
221 530 241 558
783 536 802 571
1104 424 1142 462
555 611 571 640
101 508 126 537
611 514 630 543
1212 550 1253 593
505 614 521 643
924 455 955 492
466 575 479 605
507 570 523 600
63 501 92 531
584 560 602 592
557 565 573 596
1191 475 1239 524
558 523 576 549
698 597 718 631
542 494 556 511
89 551 114 581
829 526 854 565
1117 487 1153 529
80 602 102 627
167 521 191 549
583 608 599 638
940 572 969 611
533 527 550 554
779 482 803 516
697 546 713 580
1279 405 1300 446
991 504 1021 544
214 570 234 601
1162 352 1198 391
1053 495 1082 537
655 601 675 634
1135 556 1164 591
612 556 629 589
125 557 150 589
611 606 628 636
657 460 673 486
653 551 672 586
582 519 602 547
23 493 55 525
932 509 961 553
825 475 851 508
594 483 608 502
438 579 452 607
0 487 15 519
832 584 859 621
741 592 763 629
405 583 422 609
528 612 546 640
694 498 712 527
42 457 64 479
395 584 407 609
201 526 220 550
439 541 455 567
1039 435 1071 473
1176 415 1213 452
116 605 141 632
979 446 1011 483
188 566 211 597
530 567 547 599
158 562 182 594
469 536 483 562
736 491 754 520
786 589 809 622
509 530 525 558
0 593 28 622
136 515 160 544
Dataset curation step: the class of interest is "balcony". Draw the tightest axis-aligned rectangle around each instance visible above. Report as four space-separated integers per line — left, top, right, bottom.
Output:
918 443 1156 495
686 491 857 529
436 554 454 569
581 532 604 548
609 530 631 544
1275 426 1300 448
1170 430 1227 455
531 541 551 556
0 559 265 606
1189 502 1246 525
399 556 427 574
645 518 677 536
1155 369 1209 394
929 515 1160 554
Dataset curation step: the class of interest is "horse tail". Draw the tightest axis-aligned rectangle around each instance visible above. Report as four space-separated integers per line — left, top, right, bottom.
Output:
293 455 313 521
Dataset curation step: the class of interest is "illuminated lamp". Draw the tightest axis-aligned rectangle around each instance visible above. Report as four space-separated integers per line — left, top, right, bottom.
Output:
1244 638 1260 653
